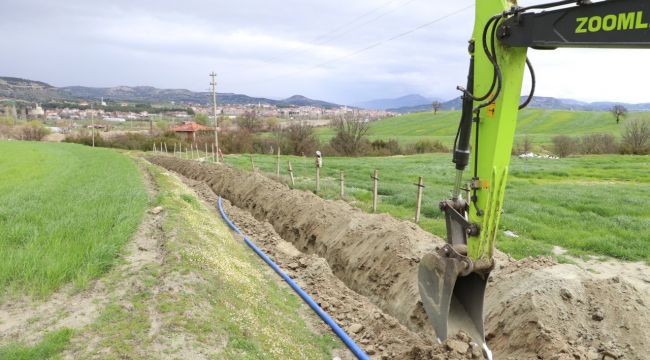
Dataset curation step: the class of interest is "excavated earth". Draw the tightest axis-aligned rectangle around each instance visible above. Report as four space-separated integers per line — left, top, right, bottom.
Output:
148 156 650 360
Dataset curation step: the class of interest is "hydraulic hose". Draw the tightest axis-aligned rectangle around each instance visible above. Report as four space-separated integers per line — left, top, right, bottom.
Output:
216 196 370 360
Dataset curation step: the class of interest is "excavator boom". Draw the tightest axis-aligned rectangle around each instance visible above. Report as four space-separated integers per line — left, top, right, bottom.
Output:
418 0 650 357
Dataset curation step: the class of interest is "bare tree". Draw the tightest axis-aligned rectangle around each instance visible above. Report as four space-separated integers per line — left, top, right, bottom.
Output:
237 110 261 132
611 104 627 124
330 114 370 156
432 101 442 115
621 118 650 154
283 122 319 155
552 135 578 158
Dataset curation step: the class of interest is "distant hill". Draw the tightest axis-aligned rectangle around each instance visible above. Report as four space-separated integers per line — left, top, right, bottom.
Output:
353 94 439 110
314 108 649 146
387 96 650 113
0 76 341 108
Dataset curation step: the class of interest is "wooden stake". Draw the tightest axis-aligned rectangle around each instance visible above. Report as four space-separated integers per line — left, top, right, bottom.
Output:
173 143 176 156
250 154 255 171
415 176 425 223
339 171 345 198
212 143 216 162
153 142 156 152
164 142 168 153
276 147 280 177
371 169 379 213
205 143 208 159
288 161 295 186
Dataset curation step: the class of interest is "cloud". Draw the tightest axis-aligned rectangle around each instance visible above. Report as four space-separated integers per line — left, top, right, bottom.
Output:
1 0 649 104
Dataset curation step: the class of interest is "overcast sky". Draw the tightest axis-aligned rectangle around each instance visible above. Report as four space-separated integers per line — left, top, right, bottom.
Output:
2 0 649 104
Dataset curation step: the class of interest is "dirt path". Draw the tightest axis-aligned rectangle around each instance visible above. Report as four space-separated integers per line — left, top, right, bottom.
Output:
150 155 650 360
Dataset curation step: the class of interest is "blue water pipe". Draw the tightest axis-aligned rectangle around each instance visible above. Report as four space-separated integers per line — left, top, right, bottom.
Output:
217 196 370 360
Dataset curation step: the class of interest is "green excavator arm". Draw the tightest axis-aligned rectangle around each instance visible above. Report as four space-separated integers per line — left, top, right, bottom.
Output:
418 0 650 357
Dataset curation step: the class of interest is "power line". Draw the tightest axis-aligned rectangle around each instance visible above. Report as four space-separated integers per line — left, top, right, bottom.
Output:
248 4 472 86
264 0 402 63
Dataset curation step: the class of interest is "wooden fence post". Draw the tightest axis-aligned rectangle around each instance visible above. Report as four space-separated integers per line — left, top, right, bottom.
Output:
288 161 295 186
415 176 425 223
212 143 216 162
153 142 156 152
164 142 168 153
185 145 188 159
316 166 320 193
205 143 208 159
371 169 379 213
276 147 281 176
339 171 345 198
250 154 255 171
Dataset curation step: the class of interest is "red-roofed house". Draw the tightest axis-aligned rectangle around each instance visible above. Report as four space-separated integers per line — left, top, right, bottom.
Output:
171 121 213 141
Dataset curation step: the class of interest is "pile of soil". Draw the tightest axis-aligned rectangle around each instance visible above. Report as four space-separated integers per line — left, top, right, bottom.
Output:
149 156 650 360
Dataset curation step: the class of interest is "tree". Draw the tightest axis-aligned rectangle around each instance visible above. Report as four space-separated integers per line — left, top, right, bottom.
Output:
621 118 650 154
194 113 209 125
283 122 319 155
611 104 627 124
237 110 261 132
329 114 370 156
432 101 442 115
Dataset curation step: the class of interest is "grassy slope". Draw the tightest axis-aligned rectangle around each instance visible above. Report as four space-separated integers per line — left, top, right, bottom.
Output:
224 153 650 263
0 141 147 298
0 152 339 359
67 160 338 359
315 109 648 146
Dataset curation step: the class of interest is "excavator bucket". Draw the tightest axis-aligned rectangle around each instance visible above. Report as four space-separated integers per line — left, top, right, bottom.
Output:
418 250 490 355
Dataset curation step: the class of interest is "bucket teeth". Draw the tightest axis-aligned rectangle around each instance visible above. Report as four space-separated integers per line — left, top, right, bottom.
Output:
418 252 490 351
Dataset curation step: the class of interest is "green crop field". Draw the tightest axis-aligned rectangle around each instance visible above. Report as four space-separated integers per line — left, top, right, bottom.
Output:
0 141 147 298
224 153 650 263
315 109 648 147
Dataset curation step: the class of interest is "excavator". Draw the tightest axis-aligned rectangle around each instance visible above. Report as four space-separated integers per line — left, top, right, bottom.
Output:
417 0 650 357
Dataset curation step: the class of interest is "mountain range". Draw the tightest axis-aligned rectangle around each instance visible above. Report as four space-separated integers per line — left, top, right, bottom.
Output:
383 96 650 113
0 77 341 109
352 94 441 110
3 76 649 112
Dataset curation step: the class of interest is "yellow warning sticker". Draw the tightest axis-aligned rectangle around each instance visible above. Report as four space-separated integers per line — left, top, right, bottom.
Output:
486 103 496 118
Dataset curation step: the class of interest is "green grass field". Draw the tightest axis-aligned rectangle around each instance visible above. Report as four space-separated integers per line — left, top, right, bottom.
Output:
0 141 147 298
224 153 650 263
314 109 648 147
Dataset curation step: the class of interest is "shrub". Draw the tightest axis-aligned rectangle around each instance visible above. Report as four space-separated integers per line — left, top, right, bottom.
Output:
552 135 578 158
410 139 448 154
620 118 650 154
580 133 619 154
283 122 319 156
16 121 51 141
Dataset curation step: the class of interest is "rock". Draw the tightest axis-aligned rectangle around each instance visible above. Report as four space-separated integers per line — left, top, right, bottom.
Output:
287 262 299 270
592 309 605 321
150 206 163 214
366 345 376 355
560 288 573 300
349 323 364 333
446 339 469 354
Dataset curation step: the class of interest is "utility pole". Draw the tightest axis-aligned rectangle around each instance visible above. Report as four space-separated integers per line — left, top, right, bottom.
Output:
210 71 219 163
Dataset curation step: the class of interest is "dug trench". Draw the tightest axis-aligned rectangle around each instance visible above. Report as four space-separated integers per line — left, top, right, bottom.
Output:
148 156 650 360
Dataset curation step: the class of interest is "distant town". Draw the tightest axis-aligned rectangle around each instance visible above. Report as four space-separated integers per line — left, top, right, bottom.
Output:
2 100 393 127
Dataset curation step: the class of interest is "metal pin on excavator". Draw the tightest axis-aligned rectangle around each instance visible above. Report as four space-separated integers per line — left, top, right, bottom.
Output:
418 0 650 357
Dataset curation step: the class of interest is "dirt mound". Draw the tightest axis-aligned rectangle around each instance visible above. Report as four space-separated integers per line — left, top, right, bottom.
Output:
487 260 649 359
149 156 650 359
